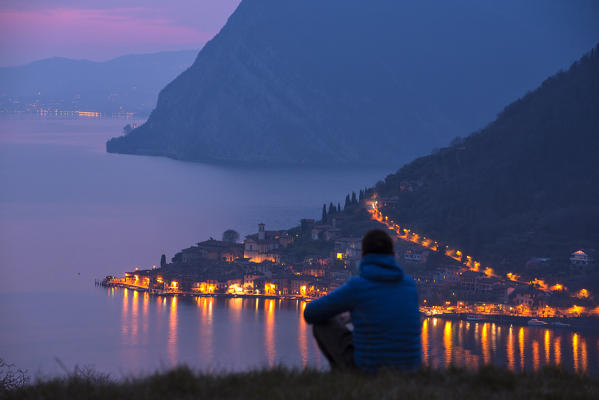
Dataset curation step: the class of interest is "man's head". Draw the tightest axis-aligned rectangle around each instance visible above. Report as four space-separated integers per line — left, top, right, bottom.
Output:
362 229 394 257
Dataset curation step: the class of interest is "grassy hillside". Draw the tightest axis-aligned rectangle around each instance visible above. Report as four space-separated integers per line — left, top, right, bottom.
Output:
4 365 598 400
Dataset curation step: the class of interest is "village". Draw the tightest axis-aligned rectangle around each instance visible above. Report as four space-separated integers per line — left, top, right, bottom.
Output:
102 193 599 323
103 219 355 300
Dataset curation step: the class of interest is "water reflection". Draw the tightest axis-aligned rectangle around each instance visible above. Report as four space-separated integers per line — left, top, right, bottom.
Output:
298 302 308 367
519 327 525 370
230 298 243 358
532 340 540 371
131 290 139 343
197 297 214 365
168 297 177 365
115 290 597 374
491 324 497 356
573 333 579 373
507 325 515 370
142 292 149 336
544 329 551 364
422 319 429 363
420 317 597 374
444 320 452 365
481 323 490 365
555 336 562 366
121 288 129 336
429 318 440 369
265 299 276 367
581 338 588 373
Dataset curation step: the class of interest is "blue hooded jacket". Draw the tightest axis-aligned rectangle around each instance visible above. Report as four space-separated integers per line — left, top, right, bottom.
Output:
304 254 421 372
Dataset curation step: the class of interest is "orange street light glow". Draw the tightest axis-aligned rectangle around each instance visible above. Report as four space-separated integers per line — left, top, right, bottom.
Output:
576 289 590 299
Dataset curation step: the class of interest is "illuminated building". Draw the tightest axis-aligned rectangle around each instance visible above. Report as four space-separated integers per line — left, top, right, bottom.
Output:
404 247 429 264
243 223 289 263
334 237 362 260
569 249 594 266
178 239 243 264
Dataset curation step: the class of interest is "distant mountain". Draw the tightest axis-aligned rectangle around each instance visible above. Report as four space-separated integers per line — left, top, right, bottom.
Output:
0 50 199 115
107 0 599 166
372 45 599 268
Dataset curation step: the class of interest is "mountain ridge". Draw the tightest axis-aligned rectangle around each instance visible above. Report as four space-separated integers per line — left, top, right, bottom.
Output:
0 50 199 115
106 0 599 166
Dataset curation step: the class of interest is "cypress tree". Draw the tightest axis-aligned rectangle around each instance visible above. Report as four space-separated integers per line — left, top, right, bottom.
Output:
160 254 167 268
328 202 336 215
338 203 342 213
322 204 327 222
351 191 358 205
344 194 351 209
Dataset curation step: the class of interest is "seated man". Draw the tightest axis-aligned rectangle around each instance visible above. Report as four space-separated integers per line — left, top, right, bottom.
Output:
304 229 421 372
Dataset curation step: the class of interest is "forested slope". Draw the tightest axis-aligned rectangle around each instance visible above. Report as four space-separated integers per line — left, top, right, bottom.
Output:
374 45 599 268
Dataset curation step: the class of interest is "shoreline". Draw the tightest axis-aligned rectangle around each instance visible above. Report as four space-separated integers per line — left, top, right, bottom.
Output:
99 280 312 301
431 312 599 332
102 281 599 332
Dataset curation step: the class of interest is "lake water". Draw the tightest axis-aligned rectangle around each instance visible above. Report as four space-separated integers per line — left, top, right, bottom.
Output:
1 116 598 377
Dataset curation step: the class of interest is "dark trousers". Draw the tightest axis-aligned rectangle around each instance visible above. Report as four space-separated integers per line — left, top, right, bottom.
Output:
312 317 356 370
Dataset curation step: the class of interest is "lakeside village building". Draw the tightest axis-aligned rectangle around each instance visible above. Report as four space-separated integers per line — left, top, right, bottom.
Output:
570 249 595 267
243 223 290 263
113 221 357 298
107 208 596 315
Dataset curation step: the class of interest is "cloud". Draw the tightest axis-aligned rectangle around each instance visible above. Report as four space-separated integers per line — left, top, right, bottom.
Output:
0 7 220 65
1 7 212 44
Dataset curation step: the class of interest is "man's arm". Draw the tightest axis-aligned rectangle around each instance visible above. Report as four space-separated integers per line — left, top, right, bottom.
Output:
303 279 357 324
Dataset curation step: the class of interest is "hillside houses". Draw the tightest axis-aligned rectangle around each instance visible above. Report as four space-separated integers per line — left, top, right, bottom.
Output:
177 239 243 264
507 286 548 310
334 237 362 260
403 247 429 264
244 223 290 263
570 249 595 266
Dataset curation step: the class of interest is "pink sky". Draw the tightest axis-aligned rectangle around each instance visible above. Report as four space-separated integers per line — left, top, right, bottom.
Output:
0 1 241 66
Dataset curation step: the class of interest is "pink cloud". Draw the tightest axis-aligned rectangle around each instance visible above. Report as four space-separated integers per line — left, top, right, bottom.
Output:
0 7 218 65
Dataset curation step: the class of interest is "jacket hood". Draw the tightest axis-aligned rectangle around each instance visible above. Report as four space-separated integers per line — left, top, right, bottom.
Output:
359 254 404 282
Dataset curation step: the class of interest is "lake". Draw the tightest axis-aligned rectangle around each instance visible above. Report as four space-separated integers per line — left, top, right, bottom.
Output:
0 115 385 375
0 115 597 377
2 288 597 377
0 115 388 294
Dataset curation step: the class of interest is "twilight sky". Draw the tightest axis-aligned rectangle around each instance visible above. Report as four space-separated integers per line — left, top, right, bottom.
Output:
0 0 241 66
